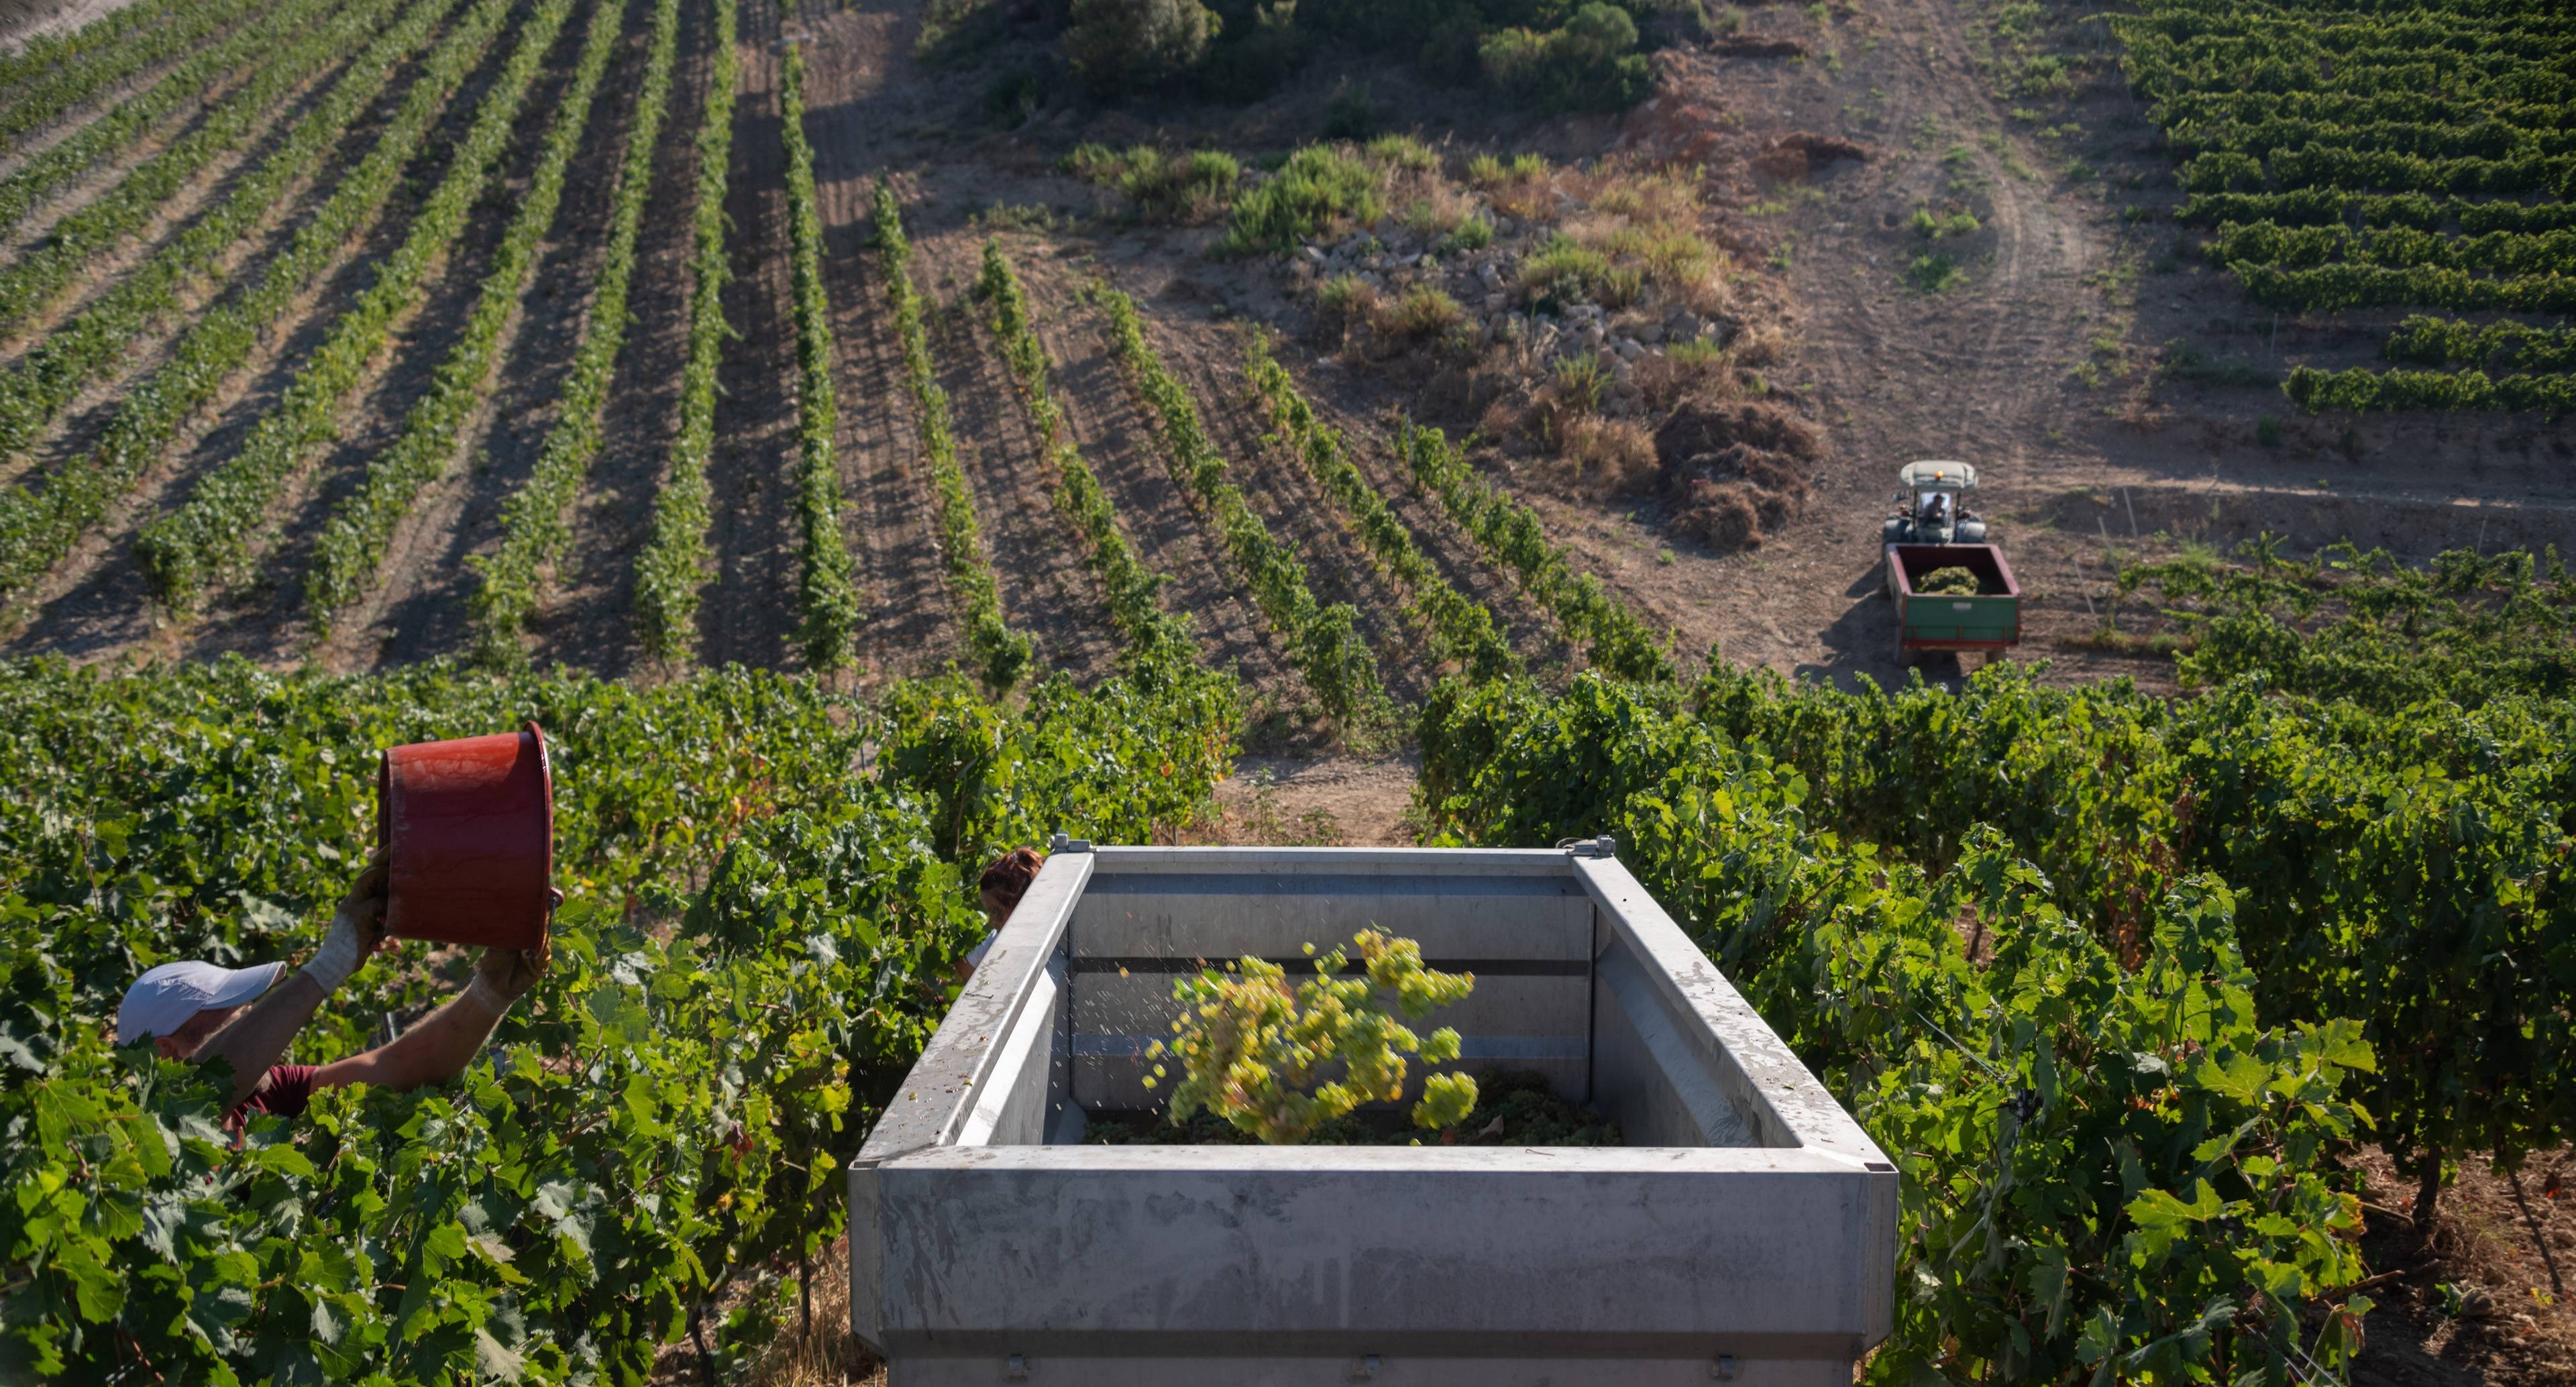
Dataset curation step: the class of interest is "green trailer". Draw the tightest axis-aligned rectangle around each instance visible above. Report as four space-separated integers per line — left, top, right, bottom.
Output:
1884 543 2021 661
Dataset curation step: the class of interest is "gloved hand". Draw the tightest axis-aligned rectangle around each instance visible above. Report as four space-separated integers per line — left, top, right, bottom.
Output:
302 851 390 993
464 887 559 1013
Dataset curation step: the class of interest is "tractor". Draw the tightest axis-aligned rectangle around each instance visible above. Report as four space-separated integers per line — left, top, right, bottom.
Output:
1880 461 1987 546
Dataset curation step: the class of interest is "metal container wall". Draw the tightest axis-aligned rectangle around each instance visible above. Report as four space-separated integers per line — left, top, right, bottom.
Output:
851 844 1898 1386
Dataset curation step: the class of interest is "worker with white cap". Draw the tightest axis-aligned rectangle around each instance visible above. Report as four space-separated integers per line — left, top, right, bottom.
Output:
117 853 552 1122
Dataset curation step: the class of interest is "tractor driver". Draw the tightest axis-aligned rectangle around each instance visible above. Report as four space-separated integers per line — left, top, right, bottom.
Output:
115 852 553 1124
1924 491 1951 528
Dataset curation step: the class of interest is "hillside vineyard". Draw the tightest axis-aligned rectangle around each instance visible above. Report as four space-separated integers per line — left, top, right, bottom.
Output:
0 0 2570 1383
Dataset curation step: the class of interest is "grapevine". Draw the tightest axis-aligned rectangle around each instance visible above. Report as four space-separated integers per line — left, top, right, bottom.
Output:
467 0 682 667
1093 280 1394 738
874 184 1030 690
302 0 634 630
780 45 864 673
0 0 506 608
134 0 580 613
632 0 739 665
0 654 1239 1382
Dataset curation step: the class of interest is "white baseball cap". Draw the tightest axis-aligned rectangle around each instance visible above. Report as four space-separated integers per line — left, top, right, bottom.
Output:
116 960 286 1045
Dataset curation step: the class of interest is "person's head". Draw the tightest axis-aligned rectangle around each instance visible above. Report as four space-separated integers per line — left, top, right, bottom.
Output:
116 960 284 1058
977 846 1046 930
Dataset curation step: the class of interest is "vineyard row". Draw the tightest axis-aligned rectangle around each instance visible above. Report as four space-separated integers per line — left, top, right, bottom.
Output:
1244 338 1519 682
469 0 684 667
975 242 1200 667
1095 282 1393 734
0 0 501 607
303 0 635 628
633 0 739 665
781 44 863 671
876 186 1031 689
133 0 579 612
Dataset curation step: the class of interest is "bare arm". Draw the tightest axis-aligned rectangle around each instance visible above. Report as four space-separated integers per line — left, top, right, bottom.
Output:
196 854 389 1109
313 987 506 1093
197 972 333 1109
313 926 553 1095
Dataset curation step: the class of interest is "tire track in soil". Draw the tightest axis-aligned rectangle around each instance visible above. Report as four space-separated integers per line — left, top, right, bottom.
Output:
1154 313 1442 706
914 227 1120 685
798 6 965 685
1012 254 1293 700
0 12 451 493
695 0 794 671
181 1 594 667
1 0 547 662
523 0 709 677
336 0 659 671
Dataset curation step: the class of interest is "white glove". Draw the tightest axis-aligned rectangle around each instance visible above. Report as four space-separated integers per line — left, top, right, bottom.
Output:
301 909 366 993
301 854 389 993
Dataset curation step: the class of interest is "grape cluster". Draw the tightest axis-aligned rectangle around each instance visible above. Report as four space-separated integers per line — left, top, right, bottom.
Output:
1148 930 1479 1142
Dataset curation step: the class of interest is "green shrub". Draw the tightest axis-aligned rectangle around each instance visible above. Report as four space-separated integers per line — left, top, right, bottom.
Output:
1220 144 1381 256
1316 270 1379 323
1479 3 1650 114
981 68 1042 126
1519 231 1611 307
1364 131 1438 171
1380 284 1466 339
1440 211 1495 254
1063 0 1219 90
1063 143 1242 222
1193 0 1307 101
1906 250 1964 292
1320 78 1379 138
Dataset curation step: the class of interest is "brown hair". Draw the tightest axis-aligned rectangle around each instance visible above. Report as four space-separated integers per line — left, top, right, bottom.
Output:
977 846 1045 913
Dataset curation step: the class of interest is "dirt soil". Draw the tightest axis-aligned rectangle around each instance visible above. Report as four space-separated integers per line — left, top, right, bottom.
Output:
2349 1147 2575 1387
0 0 137 52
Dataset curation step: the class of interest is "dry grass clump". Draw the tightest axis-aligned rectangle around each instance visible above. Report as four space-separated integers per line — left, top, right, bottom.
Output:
1402 183 1491 248
722 1242 882 1387
1556 416 1657 492
1466 150 1554 220
1495 159 1729 316
1549 350 1614 413
1635 339 1731 410
1729 320 1787 368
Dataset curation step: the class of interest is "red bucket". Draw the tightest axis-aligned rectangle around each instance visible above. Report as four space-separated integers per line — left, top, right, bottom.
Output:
378 722 554 950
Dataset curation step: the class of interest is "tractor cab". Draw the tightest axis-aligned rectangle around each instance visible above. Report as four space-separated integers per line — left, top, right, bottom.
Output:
1882 460 1986 546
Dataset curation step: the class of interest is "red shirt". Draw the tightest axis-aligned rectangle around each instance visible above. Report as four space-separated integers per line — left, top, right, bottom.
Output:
227 1064 319 1127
